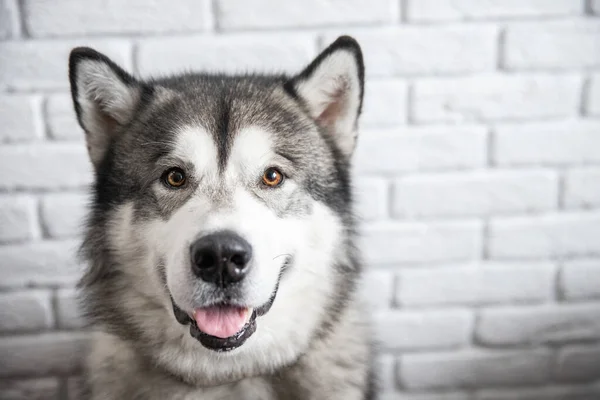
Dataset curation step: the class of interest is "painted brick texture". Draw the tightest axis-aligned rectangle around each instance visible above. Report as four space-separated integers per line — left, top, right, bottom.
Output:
1 0 599 397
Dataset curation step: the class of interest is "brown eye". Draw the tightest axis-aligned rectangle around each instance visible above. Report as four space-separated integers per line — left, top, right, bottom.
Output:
262 167 284 187
165 168 186 188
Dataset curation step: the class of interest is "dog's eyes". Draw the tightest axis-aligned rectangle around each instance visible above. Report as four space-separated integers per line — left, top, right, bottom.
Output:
262 167 284 188
163 168 186 188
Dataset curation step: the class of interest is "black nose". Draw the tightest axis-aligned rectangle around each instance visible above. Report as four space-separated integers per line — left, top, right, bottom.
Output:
190 231 252 286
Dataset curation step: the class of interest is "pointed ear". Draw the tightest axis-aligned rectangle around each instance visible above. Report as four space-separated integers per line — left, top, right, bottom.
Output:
68 47 142 168
286 36 365 158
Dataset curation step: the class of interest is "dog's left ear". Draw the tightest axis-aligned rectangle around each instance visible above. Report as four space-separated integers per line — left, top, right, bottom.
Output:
286 36 365 158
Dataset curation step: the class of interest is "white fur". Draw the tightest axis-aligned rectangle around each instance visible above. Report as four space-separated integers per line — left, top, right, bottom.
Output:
170 125 220 179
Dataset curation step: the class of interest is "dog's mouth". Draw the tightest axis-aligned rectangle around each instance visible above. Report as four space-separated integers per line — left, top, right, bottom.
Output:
193 305 254 340
172 290 277 352
187 303 259 352
171 264 287 352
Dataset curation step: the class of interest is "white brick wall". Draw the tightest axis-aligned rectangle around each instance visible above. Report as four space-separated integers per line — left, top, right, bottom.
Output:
400 349 553 390
23 0 212 37
324 25 498 76
412 74 581 123
503 20 600 70
391 170 558 218
1 1 599 398
405 0 582 21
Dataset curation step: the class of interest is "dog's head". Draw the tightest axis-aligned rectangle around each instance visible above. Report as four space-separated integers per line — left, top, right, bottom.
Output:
70 36 364 384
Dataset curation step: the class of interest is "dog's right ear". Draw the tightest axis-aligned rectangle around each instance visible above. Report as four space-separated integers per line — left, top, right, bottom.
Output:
69 47 142 168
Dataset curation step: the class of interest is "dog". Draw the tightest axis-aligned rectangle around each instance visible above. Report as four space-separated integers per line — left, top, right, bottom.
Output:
69 35 376 399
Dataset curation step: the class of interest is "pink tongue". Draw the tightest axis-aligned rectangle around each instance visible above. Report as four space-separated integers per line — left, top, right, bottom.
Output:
194 306 249 339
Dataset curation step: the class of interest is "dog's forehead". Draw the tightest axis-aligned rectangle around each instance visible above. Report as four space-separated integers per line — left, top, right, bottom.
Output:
171 126 219 174
228 127 275 168
172 125 275 175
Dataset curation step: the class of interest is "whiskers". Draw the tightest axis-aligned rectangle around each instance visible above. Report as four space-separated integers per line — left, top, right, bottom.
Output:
272 254 292 261
273 254 294 277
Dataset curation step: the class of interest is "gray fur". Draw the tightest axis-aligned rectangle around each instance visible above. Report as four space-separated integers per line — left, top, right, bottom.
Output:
70 36 376 399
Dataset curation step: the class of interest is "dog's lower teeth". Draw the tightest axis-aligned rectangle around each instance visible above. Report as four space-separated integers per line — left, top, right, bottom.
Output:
245 308 254 324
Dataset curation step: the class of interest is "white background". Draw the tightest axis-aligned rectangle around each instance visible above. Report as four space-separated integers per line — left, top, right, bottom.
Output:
1 0 600 399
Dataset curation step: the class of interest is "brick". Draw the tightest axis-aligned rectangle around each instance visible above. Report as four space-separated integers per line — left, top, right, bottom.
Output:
375 309 472 351
588 74 600 116
0 240 81 288
137 34 315 77
217 0 394 30
325 26 497 77
354 177 388 221
412 74 580 123
41 192 88 238
0 144 92 190
392 170 558 218
396 262 555 307
406 0 582 21
0 291 53 333
505 20 600 70
477 384 600 400
554 345 600 383
0 378 60 400
0 332 88 377
360 80 407 128
375 355 397 392
66 376 84 400
0 39 131 90
46 94 82 140
361 220 482 265
380 393 470 400
564 168 600 209
476 304 600 346
489 212 600 259
56 288 84 329
0 96 42 142
561 259 600 301
494 121 600 166
0 196 37 243
24 0 210 37
0 0 20 39
360 270 394 309
354 126 487 174
399 350 552 390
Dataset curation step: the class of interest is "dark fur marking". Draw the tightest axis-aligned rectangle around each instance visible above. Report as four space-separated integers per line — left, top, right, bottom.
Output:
216 97 232 171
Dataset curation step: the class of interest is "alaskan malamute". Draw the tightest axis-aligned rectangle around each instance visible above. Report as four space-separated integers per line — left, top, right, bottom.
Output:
70 35 376 399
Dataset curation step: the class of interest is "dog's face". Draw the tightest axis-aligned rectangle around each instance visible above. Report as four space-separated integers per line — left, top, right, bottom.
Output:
70 37 364 384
